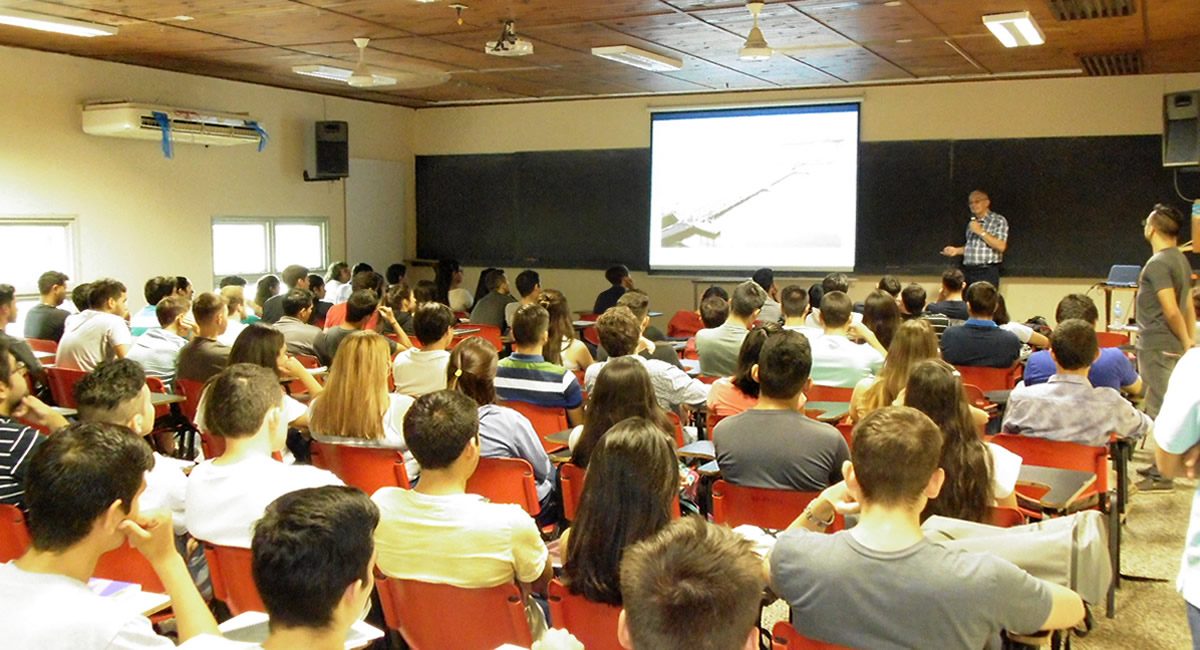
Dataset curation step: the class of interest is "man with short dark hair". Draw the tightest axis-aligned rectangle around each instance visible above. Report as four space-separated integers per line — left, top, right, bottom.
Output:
262 265 310 324
0 337 67 509
23 270 70 342
780 284 822 340
804 273 863 328
386 262 407 288
373 390 551 637
314 289 396 366
392 302 455 396
186 364 341 548
585 307 708 412
594 264 633 314
130 276 178 336
618 517 765 650
598 289 683 370
753 267 782 324
469 269 517 332
899 282 951 339
274 288 322 356
323 271 386 330
877 275 901 298
496 304 583 425
810 291 885 387
768 407 1084 649
700 294 729 329
218 276 246 289
715 329 847 491
0 284 46 384
177 292 231 384
127 295 191 387
940 281 1021 368
1023 293 1141 392
927 268 969 320
697 280 765 377
0 422 220 647
57 278 132 371
504 269 542 328
1003 319 1151 447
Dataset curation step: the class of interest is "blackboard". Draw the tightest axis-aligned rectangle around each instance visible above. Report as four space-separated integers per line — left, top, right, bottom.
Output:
416 136 1199 277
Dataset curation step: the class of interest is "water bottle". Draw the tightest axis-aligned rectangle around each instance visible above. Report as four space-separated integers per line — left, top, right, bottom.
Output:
1113 301 1124 325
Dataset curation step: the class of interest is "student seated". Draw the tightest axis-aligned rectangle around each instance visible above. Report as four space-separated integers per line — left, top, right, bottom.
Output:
70 282 92 312
597 290 683 369
618 516 764 650
809 291 885 388
940 281 1021 369
436 259 473 312
496 304 584 425
185 364 341 548
849 319 939 423
585 307 708 412
561 418 677 606
308 331 418 480
994 294 1050 348
182 486 379 650
805 273 863 328
0 284 46 385
216 286 248 346
57 278 132 371
780 284 822 340
448 337 555 508
1023 293 1142 392
927 268 970 320
306 273 333 327
130 276 177 336
0 338 67 508
273 288 322 356
323 271 385 331
593 264 633 315
504 269 542 328
262 265 309 324
127 295 191 388
375 281 416 338
906 360 1021 522
23 270 70 343
470 268 517 332
767 407 1086 649
75 359 192 531
0 422 220 648
392 302 455 396
324 261 351 306
752 267 782 324
540 288 594 372
700 293 730 329
221 324 322 430
862 290 901 350
372 390 552 636
706 323 774 419
177 292 231 384
696 281 764 377
899 282 951 339
714 329 848 491
314 289 398 367
413 279 438 306
878 274 902 299
569 357 674 465
1003 319 1152 446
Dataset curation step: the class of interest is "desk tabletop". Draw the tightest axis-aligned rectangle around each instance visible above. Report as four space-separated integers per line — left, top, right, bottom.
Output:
805 401 849 423
545 428 571 445
1017 465 1096 511
677 440 715 460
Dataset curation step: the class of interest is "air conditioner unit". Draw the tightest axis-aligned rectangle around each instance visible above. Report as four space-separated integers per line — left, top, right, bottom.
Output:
81 102 267 149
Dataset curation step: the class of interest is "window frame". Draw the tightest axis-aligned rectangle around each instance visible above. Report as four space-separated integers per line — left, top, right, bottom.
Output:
0 216 79 298
211 216 330 285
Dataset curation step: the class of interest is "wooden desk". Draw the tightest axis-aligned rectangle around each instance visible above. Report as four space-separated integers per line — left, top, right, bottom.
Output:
151 393 186 406
1017 465 1096 511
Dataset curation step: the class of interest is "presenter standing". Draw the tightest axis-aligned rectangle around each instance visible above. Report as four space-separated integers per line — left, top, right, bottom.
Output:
941 190 1009 288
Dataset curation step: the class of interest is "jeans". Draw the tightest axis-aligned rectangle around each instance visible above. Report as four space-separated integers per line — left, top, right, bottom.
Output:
964 263 1001 289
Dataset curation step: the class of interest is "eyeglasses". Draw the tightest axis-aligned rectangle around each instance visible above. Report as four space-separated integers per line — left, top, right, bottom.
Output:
11 361 27 376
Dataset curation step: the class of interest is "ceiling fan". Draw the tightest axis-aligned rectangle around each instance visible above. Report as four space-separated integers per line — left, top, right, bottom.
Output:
292 38 451 89
738 1 842 62
347 37 394 87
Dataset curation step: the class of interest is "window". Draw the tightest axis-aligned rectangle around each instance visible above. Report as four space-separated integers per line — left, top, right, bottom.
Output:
0 218 77 295
212 217 328 283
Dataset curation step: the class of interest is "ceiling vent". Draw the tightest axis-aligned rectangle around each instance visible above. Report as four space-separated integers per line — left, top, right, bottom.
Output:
1047 0 1135 21
1078 51 1143 76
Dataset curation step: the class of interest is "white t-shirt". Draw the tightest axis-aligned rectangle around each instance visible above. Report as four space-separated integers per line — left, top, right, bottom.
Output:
448 288 474 313
391 348 451 396
558 337 588 371
805 310 863 329
185 454 342 547
1001 321 1035 344
1150 348 1200 606
809 334 884 388
986 442 1022 500
143 452 192 534
216 320 247 348
0 562 174 649
57 310 133 371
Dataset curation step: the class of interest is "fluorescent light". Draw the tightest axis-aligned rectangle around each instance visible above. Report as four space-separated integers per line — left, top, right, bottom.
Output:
982 11 1045 48
292 65 396 86
0 7 117 37
592 45 683 72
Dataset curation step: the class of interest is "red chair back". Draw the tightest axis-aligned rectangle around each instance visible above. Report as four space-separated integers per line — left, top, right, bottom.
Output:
1096 331 1130 348
547 580 622 650
989 433 1108 499
711 480 840 531
834 418 854 448
501 401 568 453
954 364 1022 392
466 457 540 516
464 326 505 352
987 506 1028 528
665 411 685 448
667 310 704 339
804 384 854 402
199 433 226 459
95 541 165 592
310 440 411 493
46 366 88 408
25 338 57 354
376 575 533 650
560 462 586 521
294 353 320 369
0 504 32 562
772 621 852 650
203 542 265 615
707 412 727 438
578 313 601 348
145 376 171 419
174 378 205 424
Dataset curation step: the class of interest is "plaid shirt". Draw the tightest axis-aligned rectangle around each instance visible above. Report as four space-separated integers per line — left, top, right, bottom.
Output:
963 211 1008 265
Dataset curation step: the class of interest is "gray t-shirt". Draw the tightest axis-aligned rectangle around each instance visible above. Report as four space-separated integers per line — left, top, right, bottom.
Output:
713 409 848 491
1136 247 1192 351
470 291 517 333
696 321 749 377
770 531 1054 650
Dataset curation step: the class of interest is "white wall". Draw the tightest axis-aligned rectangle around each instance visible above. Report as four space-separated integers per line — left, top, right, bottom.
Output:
0 45 414 309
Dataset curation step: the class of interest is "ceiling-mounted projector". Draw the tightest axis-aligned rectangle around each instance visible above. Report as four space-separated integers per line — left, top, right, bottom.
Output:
486 20 533 57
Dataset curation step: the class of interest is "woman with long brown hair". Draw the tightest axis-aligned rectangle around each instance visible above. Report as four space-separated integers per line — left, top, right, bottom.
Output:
849 319 939 423
569 356 674 468
705 322 777 419
862 289 902 350
539 288 593 371
308 331 418 479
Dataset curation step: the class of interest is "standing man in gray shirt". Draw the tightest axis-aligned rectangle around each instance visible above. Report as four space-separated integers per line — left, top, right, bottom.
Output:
768 406 1085 649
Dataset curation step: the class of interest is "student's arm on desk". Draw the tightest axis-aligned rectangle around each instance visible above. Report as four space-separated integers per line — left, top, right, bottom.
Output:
121 511 221 642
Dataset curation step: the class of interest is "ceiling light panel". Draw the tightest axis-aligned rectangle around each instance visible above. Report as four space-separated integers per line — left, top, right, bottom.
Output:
0 7 117 37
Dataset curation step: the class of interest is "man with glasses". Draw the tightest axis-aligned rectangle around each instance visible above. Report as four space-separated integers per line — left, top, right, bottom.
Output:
941 190 1009 288
0 338 68 508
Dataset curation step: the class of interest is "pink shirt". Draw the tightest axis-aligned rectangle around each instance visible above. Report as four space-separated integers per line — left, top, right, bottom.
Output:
706 377 758 418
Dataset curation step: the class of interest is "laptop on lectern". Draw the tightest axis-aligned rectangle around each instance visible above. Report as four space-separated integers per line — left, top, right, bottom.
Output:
1104 265 1141 288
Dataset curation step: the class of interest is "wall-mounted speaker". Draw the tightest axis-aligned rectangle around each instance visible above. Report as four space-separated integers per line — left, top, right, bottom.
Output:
1164 91 1200 168
304 121 349 181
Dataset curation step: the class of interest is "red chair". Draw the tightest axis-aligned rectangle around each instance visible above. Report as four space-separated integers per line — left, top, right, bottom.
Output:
988 434 1108 509
0 504 31 562
174 378 205 424
711 480 841 532
501 400 568 453
293 353 320 369
376 574 533 649
707 412 727 438
560 462 586 522
46 366 88 408
548 579 622 650
667 310 704 339
834 418 854 449
579 313 601 348
804 384 854 402
310 439 412 493
95 541 165 593
987 506 1028 528
772 621 852 650
954 364 1023 392
203 542 265 615
145 376 172 419
1096 331 1130 348
466 457 541 516
665 411 686 448
25 338 57 354
697 374 719 385
464 326 505 352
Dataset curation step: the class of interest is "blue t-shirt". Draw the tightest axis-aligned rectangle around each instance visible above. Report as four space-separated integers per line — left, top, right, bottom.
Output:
1023 347 1138 391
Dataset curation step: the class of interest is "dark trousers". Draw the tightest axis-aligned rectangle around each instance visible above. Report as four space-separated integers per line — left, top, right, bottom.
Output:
1188 601 1200 649
963 263 1001 289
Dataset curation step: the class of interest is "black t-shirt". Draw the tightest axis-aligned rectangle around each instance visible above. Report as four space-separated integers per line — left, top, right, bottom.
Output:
23 304 69 342
592 285 626 315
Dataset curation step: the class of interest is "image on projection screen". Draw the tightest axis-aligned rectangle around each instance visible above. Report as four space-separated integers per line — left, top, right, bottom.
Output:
649 103 859 271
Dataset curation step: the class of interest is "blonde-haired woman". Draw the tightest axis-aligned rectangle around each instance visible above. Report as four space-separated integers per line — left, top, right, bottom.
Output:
308 330 418 479
849 319 939 423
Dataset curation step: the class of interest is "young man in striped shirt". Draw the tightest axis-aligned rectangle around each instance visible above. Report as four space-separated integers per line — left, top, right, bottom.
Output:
495 303 584 426
0 337 68 509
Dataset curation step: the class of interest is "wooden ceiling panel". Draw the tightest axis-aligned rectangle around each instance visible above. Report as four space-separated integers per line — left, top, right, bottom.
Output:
366 35 537 71
303 0 675 35
1145 0 1200 43
801 1 944 44
38 1 297 21
868 40 986 78
790 45 912 82
169 5 408 46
